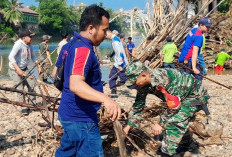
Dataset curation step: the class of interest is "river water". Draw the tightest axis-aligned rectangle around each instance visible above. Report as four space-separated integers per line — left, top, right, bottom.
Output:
0 35 143 82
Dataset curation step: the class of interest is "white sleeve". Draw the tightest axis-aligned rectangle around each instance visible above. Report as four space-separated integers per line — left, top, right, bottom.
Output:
8 42 20 64
112 41 123 68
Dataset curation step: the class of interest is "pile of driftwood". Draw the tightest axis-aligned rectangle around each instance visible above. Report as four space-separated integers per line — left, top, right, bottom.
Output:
134 0 232 70
204 10 232 69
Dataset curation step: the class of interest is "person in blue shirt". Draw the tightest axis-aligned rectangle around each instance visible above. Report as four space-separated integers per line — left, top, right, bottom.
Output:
55 5 121 157
105 30 128 95
127 37 135 62
178 17 212 80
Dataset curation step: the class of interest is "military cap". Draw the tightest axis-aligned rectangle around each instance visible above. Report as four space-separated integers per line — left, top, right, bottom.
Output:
125 61 146 87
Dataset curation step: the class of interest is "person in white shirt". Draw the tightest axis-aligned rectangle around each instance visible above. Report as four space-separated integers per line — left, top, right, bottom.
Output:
105 30 128 95
57 33 68 55
8 29 37 115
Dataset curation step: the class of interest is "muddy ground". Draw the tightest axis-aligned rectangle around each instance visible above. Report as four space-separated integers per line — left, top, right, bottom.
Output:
0 73 232 157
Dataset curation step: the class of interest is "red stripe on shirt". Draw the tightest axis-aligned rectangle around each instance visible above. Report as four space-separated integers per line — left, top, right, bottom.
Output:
185 45 193 60
72 47 90 76
194 29 202 36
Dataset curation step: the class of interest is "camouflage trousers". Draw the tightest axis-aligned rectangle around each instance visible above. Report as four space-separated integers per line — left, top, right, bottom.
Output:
160 98 201 156
41 60 51 80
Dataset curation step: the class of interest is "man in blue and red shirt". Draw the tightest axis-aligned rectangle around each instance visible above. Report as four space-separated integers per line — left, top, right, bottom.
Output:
178 17 212 80
55 5 121 157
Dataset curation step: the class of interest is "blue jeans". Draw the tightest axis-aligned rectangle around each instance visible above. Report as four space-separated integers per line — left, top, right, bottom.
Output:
55 117 104 157
180 61 203 81
163 62 175 68
198 54 206 74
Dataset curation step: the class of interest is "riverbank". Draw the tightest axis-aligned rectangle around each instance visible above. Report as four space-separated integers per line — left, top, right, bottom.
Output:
0 74 232 156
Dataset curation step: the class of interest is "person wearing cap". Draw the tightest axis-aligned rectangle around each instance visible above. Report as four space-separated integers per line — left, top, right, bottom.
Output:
215 49 232 75
127 37 135 62
123 61 210 156
105 30 128 95
39 35 53 83
8 29 37 115
160 36 178 68
178 17 212 80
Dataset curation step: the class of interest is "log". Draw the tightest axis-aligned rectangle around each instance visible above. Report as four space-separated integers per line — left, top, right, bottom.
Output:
0 85 60 102
0 97 58 112
113 120 127 157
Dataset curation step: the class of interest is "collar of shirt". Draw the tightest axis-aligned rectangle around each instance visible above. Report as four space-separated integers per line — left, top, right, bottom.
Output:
73 32 93 50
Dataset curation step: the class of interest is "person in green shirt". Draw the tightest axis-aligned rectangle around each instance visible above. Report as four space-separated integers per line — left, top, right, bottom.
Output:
39 35 53 83
215 49 231 75
161 37 178 68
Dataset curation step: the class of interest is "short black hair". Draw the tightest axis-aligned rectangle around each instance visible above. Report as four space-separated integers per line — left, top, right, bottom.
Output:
128 37 132 40
167 36 172 42
61 33 68 39
79 5 110 32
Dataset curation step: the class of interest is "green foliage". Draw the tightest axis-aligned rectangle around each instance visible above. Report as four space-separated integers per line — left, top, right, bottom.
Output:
0 24 14 37
0 0 8 8
107 8 123 33
29 5 37 11
2 0 22 25
218 0 231 13
226 40 231 46
37 0 81 35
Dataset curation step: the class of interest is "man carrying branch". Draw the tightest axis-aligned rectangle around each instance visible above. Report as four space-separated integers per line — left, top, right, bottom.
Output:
123 61 210 156
178 17 212 80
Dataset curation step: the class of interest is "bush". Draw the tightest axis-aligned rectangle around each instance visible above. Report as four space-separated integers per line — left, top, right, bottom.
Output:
0 24 15 37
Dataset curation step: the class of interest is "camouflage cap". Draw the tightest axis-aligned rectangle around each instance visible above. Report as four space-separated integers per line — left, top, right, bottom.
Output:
125 61 146 87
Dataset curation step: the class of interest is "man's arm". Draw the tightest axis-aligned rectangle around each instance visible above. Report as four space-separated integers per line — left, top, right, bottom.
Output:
8 42 25 77
192 46 200 74
70 75 121 121
123 86 149 134
46 51 53 66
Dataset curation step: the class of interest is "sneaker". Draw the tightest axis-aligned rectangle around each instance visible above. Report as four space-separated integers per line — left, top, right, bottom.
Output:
21 107 30 116
43 79 52 84
110 88 118 98
116 81 125 87
111 88 117 95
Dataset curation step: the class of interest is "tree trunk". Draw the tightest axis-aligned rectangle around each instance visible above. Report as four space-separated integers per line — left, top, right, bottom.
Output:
202 0 209 14
212 0 217 12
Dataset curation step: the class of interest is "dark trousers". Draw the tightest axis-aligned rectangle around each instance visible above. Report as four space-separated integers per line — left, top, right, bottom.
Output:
180 61 202 81
109 66 127 89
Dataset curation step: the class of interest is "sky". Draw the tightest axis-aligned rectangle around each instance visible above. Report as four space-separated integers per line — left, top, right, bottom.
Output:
19 0 148 10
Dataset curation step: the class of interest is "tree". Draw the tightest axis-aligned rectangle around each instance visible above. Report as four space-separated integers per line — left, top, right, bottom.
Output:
2 0 22 26
37 0 81 35
218 0 231 13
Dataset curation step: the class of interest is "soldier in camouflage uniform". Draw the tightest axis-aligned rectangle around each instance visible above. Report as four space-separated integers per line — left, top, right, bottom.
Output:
39 35 53 83
123 61 209 156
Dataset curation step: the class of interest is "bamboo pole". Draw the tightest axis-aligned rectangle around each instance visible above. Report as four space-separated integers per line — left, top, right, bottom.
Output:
176 62 232 90
113 121 127 157
130 8 137 39
0 56 3 74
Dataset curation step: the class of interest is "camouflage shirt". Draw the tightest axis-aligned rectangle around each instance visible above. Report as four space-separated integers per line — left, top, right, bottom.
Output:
128 68 209 127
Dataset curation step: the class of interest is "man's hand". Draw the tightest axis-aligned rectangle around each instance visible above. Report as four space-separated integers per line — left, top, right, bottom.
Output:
17 69 26 77
123 125 132 135
152 123 163 136
193 67 200 74
103 97 121 121
118 66 123 72
38 67 43 74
